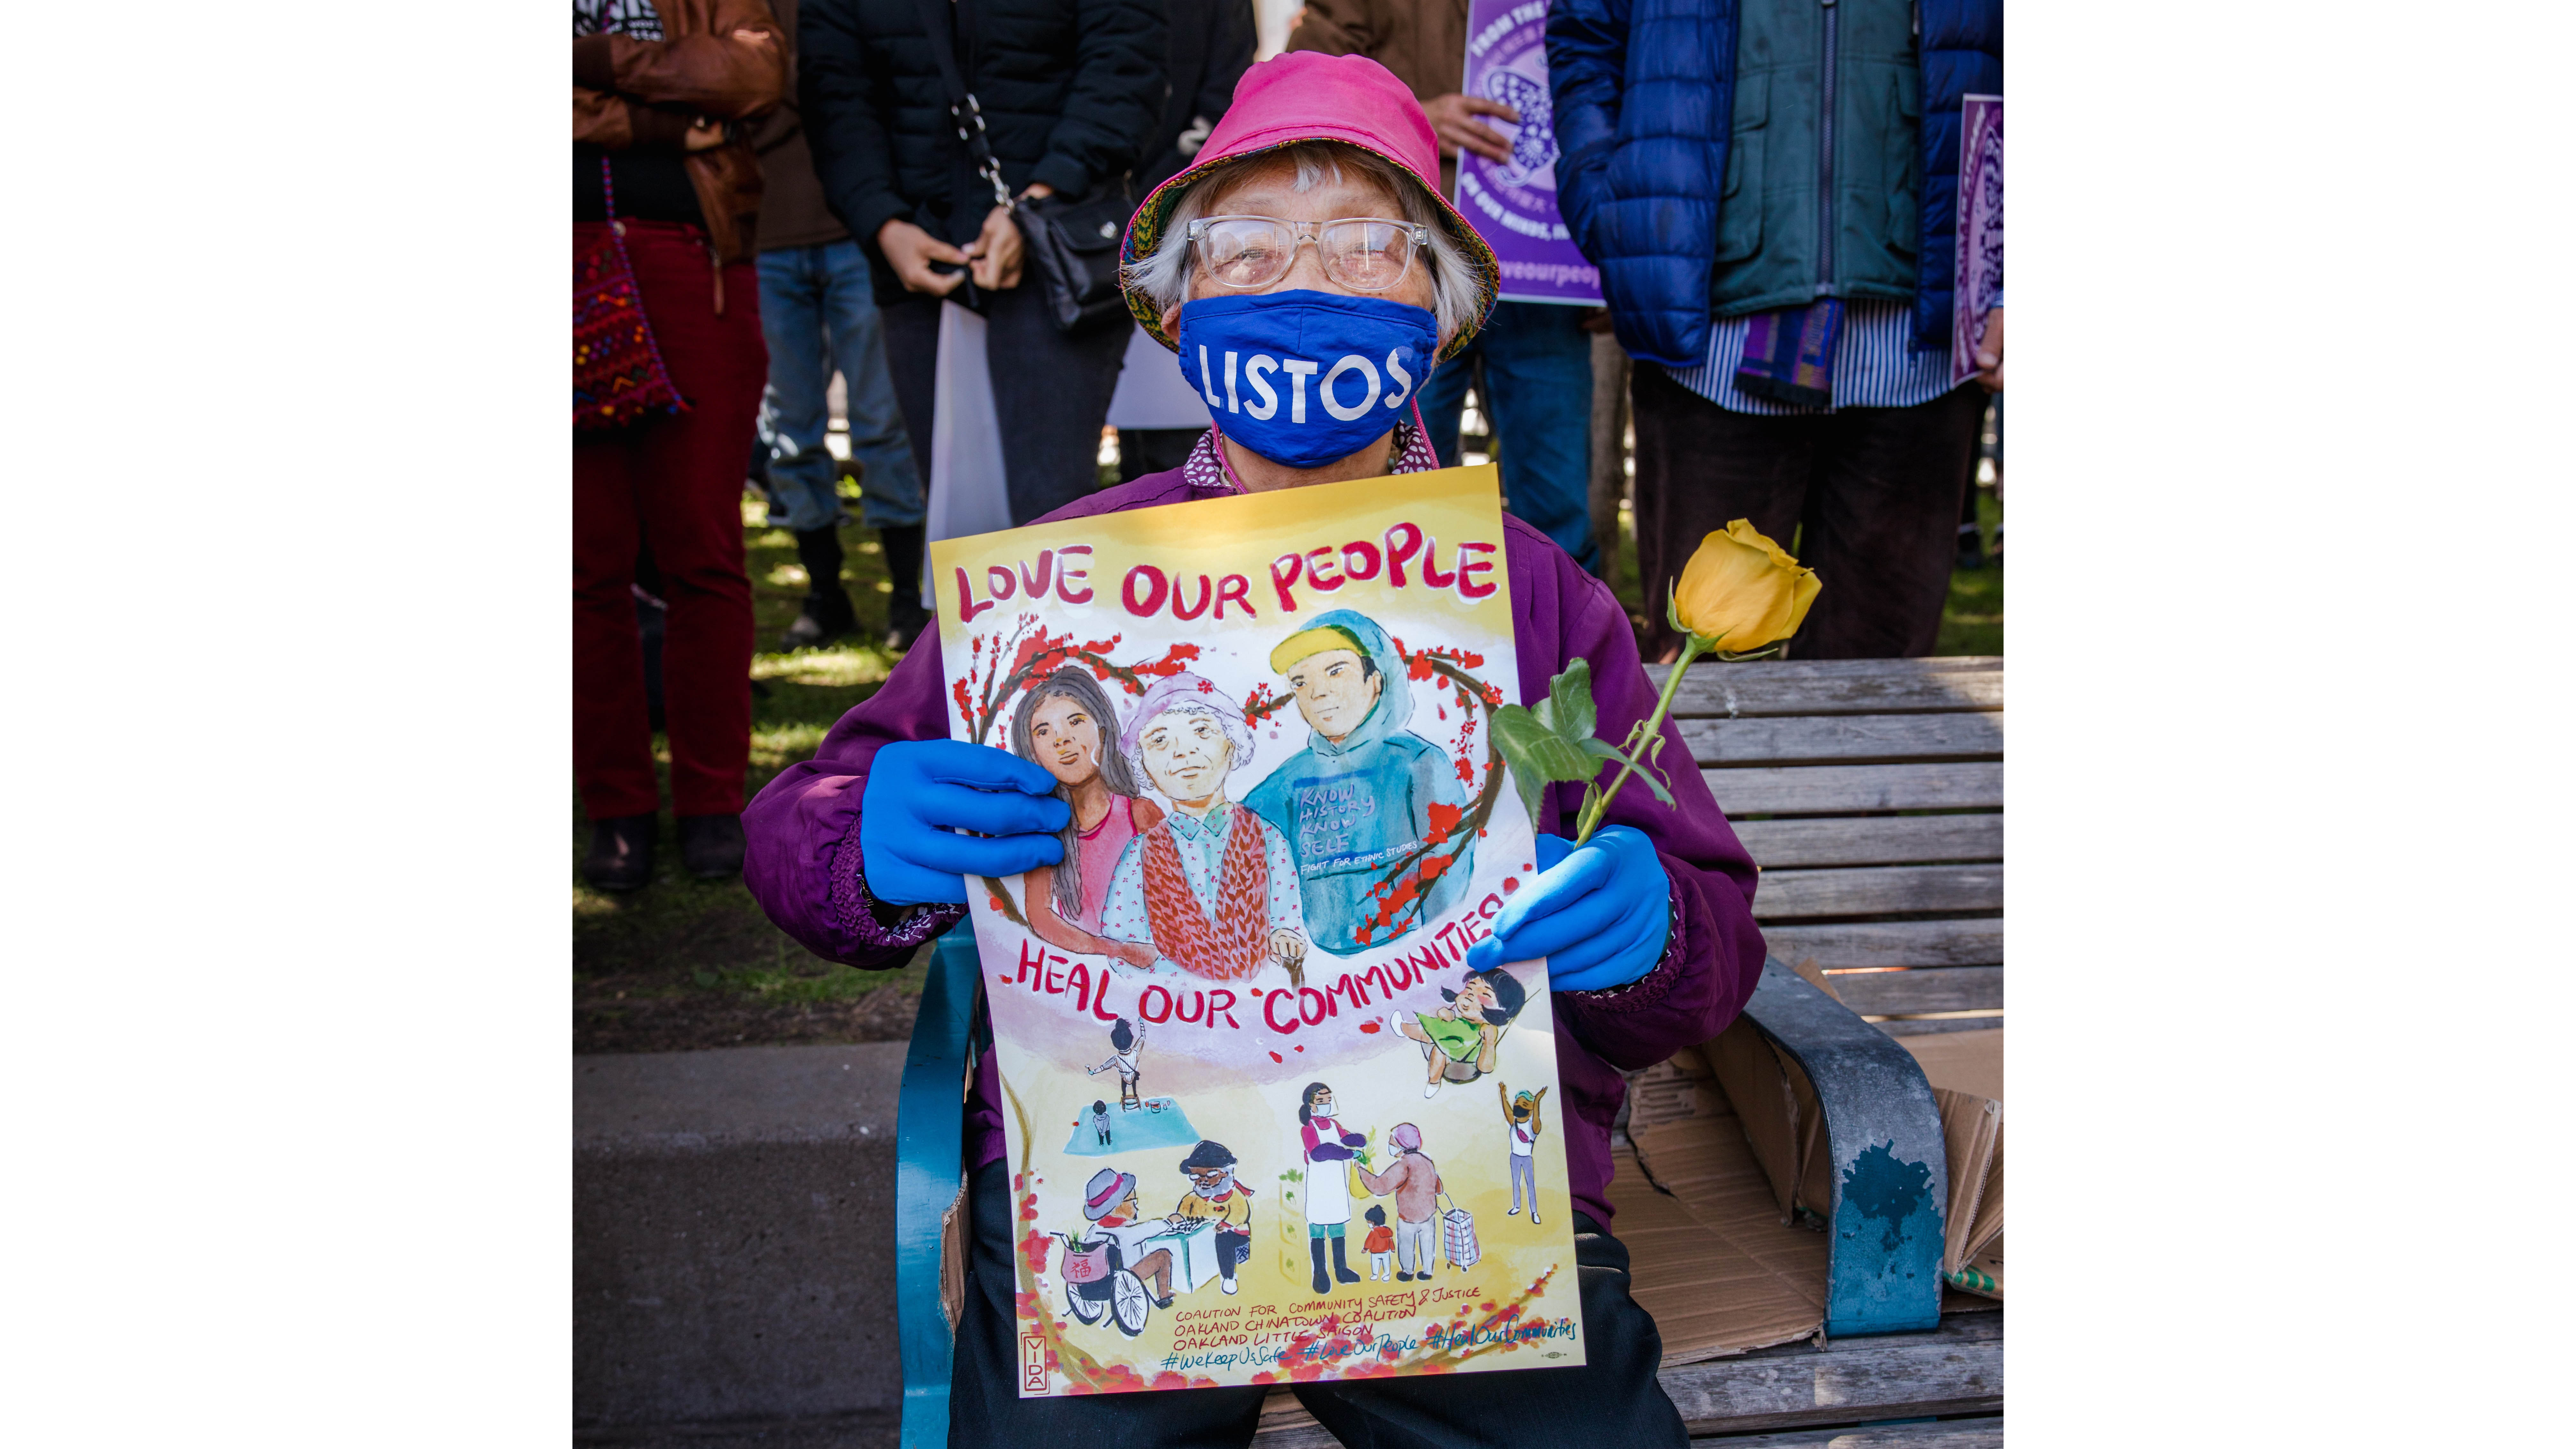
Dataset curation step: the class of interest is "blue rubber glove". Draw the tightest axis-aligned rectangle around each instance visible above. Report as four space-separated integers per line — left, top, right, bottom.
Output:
858 739 1071 906
1466 826 1672 993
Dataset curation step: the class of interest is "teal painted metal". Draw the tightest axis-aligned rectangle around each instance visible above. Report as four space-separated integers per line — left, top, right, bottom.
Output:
896 928 981 1449
1738 955 1948 1336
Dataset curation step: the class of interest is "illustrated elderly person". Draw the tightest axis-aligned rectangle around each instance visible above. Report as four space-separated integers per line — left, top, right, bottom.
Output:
1098 673 1307 982
744 50 1771 1449
1244 607 1471 954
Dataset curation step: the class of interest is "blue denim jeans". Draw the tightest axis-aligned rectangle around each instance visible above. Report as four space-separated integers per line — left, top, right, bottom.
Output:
1416 300 1599 573
755 240 924 532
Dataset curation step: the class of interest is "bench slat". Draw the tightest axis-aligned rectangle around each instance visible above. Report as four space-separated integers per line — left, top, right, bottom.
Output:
1706 763 2003 815
1678 711 2004 766
1657 1314 2002 1437
1759 920 2003 969
1688 1416 2004 1448
1651 658 2002 719
1753 865 2001 920
1820 965 2004 1015
1731 814 2002 870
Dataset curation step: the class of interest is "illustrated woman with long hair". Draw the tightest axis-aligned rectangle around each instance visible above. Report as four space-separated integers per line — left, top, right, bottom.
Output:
1011 668 1163 968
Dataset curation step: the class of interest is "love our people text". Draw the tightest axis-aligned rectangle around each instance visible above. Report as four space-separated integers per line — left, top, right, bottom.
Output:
949 522 1500 627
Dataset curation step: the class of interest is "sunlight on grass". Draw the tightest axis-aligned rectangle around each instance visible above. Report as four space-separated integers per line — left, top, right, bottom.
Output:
752 644 893 687
766 563 812 589
750 723 831 770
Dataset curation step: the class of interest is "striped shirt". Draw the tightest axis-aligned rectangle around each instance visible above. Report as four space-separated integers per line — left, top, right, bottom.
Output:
1660 300 1954 415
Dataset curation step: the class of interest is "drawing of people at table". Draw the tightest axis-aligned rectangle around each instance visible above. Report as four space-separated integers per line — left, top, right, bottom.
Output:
1099 673 1309 984
1243 609 1473 955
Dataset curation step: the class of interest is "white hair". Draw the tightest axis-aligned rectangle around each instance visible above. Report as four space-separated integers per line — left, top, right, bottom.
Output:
1124 142 1484 346
1123 701 1256 795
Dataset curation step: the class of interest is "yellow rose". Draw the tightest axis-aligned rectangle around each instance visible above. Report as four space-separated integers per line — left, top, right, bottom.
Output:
1668 519 1821 650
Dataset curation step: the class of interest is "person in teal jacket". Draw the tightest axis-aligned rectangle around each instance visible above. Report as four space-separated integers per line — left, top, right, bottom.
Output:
1244 609 1472 956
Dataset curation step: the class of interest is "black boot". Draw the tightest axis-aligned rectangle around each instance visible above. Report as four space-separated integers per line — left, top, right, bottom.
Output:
583 814 656 892
676 813 745 880
879 524 930 652
780 527 858 650
1330 1234 1362 1284
1310 1236 1330 1296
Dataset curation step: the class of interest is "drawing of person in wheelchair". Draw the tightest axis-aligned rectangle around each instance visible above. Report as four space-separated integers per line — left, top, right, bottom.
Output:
1056 1168 1178 1338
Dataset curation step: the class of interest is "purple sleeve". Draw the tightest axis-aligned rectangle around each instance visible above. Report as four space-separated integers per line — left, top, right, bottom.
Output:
741 632 965 968
1501 519 1769 1071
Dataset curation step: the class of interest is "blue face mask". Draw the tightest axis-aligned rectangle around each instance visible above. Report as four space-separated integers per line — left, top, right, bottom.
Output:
1173 290 1440 470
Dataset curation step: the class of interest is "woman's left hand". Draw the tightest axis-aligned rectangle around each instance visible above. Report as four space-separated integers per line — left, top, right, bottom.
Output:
1467 827 1672 993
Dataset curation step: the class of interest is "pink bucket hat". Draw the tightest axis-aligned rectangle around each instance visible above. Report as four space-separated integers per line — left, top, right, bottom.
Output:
1119 51 1501 364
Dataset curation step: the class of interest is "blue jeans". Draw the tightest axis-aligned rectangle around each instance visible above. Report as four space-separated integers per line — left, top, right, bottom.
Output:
1415 300 1599 573
755 240 924 532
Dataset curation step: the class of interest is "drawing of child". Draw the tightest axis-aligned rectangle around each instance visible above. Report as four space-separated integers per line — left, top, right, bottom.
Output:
1011 669 1163 968
1362 1204 1394 1280
1498 1081 1550 1224
1098 673 1309 984
1087 1099 1112 1146
1085 1017 1147 1110
1391 968 1527 1097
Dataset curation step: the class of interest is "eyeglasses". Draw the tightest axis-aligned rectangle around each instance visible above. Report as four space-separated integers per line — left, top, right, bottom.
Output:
1184 215 1429 293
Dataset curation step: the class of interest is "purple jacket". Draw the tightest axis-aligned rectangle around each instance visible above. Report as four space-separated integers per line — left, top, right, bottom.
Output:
742 465 1768 1228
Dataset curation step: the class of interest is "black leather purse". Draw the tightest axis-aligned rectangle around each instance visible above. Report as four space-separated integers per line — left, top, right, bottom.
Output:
911 0 1135 334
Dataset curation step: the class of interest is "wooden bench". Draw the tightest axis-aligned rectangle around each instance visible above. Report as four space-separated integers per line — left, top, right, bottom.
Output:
892 656 2004 1445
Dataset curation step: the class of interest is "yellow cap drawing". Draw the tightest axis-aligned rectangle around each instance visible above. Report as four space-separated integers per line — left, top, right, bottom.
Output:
1269 625 1368 675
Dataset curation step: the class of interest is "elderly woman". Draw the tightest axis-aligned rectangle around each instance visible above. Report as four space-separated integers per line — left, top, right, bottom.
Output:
743 52 1765 1449
1095 674 1306 981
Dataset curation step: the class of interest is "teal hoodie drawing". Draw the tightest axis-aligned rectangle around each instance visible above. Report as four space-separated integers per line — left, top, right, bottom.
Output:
1244 609 1473 955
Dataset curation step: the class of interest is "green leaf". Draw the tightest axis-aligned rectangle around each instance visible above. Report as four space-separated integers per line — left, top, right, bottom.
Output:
1546 658 1597 745
1578 739 1677 808
1492 701 1601 824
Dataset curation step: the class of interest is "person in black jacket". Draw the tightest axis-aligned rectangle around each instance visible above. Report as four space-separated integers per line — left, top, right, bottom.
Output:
798 0 1167 527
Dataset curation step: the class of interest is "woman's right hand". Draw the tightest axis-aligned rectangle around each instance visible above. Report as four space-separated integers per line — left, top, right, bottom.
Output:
875 218 970 297
859 740 1070 906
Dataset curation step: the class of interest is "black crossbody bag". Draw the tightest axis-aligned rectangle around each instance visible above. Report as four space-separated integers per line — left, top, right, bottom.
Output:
909 0 1134 333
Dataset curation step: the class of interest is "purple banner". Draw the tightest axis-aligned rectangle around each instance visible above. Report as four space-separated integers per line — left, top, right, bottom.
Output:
1951 95 2003 386
1456 0 1601 307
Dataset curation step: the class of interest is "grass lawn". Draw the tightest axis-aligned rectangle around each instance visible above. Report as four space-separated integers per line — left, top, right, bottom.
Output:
574 471 2001 1055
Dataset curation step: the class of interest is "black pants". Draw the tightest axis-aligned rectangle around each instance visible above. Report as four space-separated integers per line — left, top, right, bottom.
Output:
1630 366 1988 660
881 280 1130 527
950 1161 1686 1449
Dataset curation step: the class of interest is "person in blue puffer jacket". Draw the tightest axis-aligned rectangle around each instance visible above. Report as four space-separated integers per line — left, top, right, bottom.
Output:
1548 0 2002 663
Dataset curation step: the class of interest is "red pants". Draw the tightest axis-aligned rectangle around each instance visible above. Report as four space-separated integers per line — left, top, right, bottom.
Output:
573 220 764 820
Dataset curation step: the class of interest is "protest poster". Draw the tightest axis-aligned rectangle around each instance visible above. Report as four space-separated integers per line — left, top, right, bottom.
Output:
1951 94 2004 386
930 465 1587 1396
1456 0 1601 306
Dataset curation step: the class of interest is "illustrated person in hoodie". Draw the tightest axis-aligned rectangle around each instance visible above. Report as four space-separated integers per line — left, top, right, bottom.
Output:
1244 610 1473 955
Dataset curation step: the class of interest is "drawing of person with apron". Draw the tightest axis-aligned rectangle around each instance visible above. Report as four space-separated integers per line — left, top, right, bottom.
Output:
1297 1081 1367 1295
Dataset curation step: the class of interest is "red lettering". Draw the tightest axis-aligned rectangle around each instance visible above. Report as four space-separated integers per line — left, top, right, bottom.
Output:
1384 523 1425 587
1326 973 1365 1011
1299 987 1330 1025
987 565 1020 601
1016 939 1045 987
1044 957 1068 994
1478 893 1504 919
1055 545 1095 604
1090 973 1119 1021
1361 964 1394 1001
1269 552 1304 613
1456 541 1498 600
1065 961 1092 1014
1171 574 1213 621
1263 989 1302 1033
1123 564 1169 616
1017 549 1054 599
958 567 997 624
1139 985 1175 1023
1341 540 1382 582
1176 990 1205 1023
1214 573 1254 620
1420 536 1456 588
1207 988 1240 1030
1306 546 1344 592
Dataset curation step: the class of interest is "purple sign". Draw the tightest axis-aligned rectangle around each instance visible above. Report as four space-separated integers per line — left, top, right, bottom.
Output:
1951 95 2003 386
1457 0 1601 307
